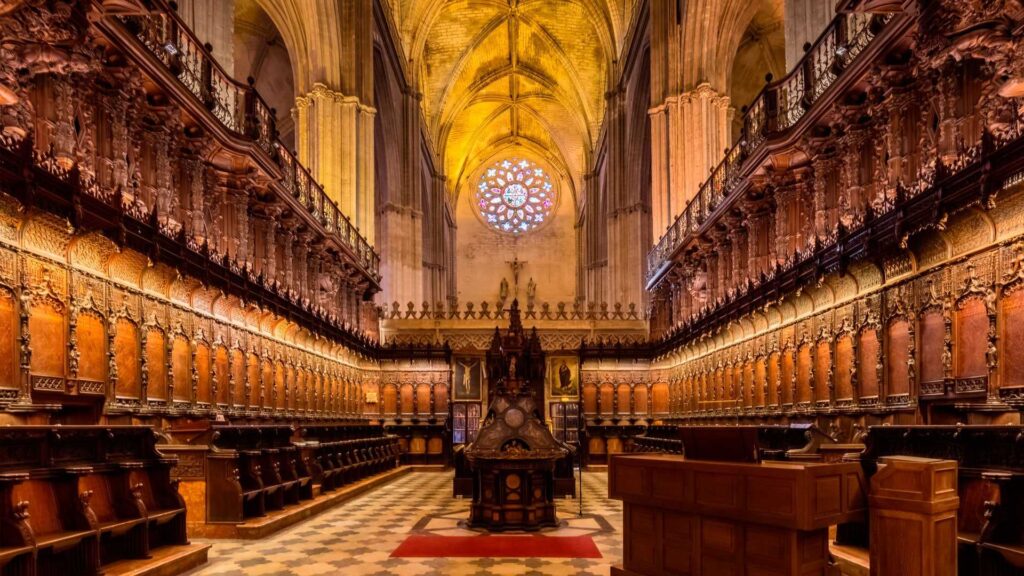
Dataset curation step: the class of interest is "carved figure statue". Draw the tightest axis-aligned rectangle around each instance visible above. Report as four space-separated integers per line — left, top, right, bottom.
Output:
499 277 509 302
508 355 517 379
526 277 537 306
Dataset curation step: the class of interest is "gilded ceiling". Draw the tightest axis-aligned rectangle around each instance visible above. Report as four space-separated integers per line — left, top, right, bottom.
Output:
391 0 637 203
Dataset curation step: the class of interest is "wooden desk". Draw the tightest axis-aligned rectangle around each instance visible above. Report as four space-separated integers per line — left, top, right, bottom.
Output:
609 453 867 576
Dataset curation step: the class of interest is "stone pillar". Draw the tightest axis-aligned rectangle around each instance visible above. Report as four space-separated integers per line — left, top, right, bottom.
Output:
294 84 376 244
649 84 734 235
174 0 235 73
784 0 834 71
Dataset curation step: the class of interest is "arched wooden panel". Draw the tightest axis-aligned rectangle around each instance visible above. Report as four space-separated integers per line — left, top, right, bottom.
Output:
919 311 945 385
383 385 397 415
434 382 449 414
30 302 65 378
274 361 285 409
796 345 812 403
616 384 631 415
652 382 669 413
194 343 211 404
144 329 166 401
753 358 766 407
781 349 795 405
588 435 606 454
171 336 190 401
1002 289 1024 388
400 383 414 414
214 346 229 405
767 352 780 405
956 298 988 379
634 385 648 413
77 312 105 382
261 359 274 408
583 384 597 414
834 335 854 400
600 384 614 414
247 353 260 407
886 319 911 396
0 290 17 391
114 318 141 399
230 349 244 405
416 384 431 414
742 362 754 407
814 341 831 403
858 329 880 399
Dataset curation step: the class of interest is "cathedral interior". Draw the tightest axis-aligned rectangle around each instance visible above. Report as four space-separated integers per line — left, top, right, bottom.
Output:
0 0 1022 574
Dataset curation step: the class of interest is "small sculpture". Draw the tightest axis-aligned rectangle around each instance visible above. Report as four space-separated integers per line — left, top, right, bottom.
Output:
526 277 537 306
499 277 509 303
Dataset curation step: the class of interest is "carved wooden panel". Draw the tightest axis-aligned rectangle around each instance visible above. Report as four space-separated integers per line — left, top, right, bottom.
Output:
796 345 812 403
0 289 17 390
1002 289 1024 388
285 364 296 410
815 342 830 403
145 329 166 400
781 349 794 405
886 319 910 396
754 358 766 407
114 318 141 399
652 382 669 413
955 298 988 379
416 384 431 414
742 363 754 407
583 383 597 413
30 302 65 377
383 385 397 415
600 384 614 413
230 349 244 406
635 384 648 413
767 352 780 405
246 354 259 407
617 384 631 414
834 335 853 400
195 342 211 404
399 383 413 414
914 308 943 370
77 312 105 382
435 381 449 414
858 330 880 399
274 361 285 409
214 346 229 405
171 336 190 401
261 359 273 407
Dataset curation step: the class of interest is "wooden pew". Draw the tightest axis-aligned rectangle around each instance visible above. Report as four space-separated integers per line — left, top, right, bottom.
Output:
849 425 1024 575
629 424 840 462
0 426 188 576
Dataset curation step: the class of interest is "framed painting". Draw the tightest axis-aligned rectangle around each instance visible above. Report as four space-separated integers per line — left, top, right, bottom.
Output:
454 357 483 401
548 356 579 397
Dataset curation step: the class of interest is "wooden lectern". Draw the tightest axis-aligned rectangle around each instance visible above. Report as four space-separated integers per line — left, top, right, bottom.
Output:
609 453 867 576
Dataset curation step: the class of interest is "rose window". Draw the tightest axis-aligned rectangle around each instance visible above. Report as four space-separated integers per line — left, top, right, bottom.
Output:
475 158 555 234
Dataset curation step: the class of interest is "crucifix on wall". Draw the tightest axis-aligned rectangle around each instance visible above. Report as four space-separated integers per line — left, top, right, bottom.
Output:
506 256 527 298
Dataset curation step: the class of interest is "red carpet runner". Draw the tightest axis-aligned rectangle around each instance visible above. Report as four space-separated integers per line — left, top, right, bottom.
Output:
390 534 602 558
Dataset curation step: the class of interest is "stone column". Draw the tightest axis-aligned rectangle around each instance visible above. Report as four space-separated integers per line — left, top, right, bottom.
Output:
294 84 376 244
649 85 734 235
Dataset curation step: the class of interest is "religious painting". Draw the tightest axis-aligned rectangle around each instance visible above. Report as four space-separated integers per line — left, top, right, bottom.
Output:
548 356 578 397
454 358 483 401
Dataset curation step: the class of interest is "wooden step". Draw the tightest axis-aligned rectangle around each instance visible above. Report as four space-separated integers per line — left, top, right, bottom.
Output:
101 543 211 576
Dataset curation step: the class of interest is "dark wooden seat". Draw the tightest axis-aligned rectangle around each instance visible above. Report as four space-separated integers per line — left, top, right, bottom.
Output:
79 469 148 563
837 425 1024 575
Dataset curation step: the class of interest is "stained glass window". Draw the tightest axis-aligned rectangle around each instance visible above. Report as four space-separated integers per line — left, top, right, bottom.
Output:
475 158 555 234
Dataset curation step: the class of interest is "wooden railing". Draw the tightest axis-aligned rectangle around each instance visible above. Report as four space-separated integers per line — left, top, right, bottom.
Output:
113 1 379 278
647 12 882 285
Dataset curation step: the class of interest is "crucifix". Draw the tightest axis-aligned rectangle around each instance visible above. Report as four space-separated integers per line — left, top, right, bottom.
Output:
506 256 527 298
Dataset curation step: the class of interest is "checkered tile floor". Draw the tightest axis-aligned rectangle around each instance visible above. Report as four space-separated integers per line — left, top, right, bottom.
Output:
185 470 622 575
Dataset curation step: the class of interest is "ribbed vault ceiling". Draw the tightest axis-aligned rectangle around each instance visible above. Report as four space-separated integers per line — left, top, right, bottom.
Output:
393 0 634 203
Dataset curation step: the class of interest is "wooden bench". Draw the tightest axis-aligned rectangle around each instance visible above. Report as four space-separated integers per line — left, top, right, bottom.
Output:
0 426 189 576
628 424 841 462
839 425 1024 575
296 425 401 493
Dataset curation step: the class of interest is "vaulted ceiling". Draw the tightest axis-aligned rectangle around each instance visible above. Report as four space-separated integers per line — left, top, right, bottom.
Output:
391 0 636 203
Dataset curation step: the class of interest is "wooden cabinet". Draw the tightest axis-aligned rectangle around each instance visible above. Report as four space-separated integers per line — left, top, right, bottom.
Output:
609 453 867 576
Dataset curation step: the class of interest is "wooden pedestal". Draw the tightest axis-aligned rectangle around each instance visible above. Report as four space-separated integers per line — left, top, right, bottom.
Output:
868 456 959 576
609 454 867 576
